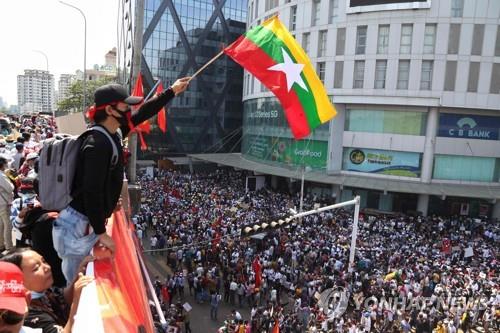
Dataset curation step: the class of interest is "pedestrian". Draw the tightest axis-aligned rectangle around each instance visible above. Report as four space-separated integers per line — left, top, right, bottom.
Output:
52 78 190 284
0 156 14 252
210 291 221 320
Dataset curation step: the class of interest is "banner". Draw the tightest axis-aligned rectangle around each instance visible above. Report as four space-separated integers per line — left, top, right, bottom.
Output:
438 114 500 141
243 135 328 169
343 148 421 177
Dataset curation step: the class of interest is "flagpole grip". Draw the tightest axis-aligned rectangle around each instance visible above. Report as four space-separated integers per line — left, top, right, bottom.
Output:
189 49 225 82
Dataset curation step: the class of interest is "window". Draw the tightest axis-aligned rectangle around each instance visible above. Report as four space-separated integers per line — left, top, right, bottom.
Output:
336 28 346 56
334 61 344 88
490 63 500 94
356 26 368 55
318 30 328 57
265 0 279 11
302 33 310 53
444 61 457 91
353 60 365 88
467 62 480 93
374 60 387 89
397 60 410 90
420 60 433 90
255 0 259 19
448 24 461 54
423 24 436 54
329 0 338 24
312 0 321 26
471 24 484 56
377 25 390 54
289 5 297 31
400 24 413 54
317 62 326 83
433 155 499 182
451 0 464 18
346 109 427 135
495 26 500 57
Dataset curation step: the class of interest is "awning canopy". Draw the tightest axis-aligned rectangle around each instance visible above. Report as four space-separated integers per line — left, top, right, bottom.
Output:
188 153 500 200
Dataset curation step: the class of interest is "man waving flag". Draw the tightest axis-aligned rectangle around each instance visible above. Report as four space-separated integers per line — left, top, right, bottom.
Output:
224 16 336 139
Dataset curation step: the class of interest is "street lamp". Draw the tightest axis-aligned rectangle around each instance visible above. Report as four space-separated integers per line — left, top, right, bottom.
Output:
32 50 54 118
59 1 87 114
32 50 48 72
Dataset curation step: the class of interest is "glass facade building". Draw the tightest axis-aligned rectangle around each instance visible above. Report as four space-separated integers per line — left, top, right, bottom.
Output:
141 0 247 156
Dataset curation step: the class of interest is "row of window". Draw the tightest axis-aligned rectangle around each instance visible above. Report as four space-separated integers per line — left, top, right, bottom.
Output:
299 23 500 58
323 59 500 93
282 0 465 29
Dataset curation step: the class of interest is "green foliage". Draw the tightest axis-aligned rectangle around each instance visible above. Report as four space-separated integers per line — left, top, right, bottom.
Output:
57 77 116 113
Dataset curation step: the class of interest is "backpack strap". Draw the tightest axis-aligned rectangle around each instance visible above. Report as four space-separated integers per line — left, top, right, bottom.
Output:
85 126 119 167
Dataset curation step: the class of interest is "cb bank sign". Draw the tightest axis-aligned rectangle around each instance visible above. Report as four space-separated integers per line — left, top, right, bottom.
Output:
438 114 500 141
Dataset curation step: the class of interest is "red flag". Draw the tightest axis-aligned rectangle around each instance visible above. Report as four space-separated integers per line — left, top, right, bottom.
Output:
252 256 262 289
442 238 451 254
156 82 167 133
131 73 150 149
131 74 144 110
272 320 279 333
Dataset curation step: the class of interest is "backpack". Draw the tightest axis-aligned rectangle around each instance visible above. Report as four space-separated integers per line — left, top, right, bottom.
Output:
38 126 118 211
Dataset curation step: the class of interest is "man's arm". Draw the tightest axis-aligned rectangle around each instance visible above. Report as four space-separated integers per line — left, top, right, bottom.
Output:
129 77 190 127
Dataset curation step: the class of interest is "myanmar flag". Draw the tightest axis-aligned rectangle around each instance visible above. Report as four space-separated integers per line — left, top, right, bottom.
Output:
224 16 336 139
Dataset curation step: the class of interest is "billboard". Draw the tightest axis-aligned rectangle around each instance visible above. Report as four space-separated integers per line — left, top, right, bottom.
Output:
243 135 328 169
347 0 431 13
343 148 421 177
438 114 500 141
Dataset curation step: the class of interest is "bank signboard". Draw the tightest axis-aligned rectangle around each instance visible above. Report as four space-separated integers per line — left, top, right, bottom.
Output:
438 114 500 141
243 135 328 169
343 148 421 178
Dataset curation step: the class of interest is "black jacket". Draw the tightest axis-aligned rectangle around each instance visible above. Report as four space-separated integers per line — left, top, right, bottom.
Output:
70 88 175 234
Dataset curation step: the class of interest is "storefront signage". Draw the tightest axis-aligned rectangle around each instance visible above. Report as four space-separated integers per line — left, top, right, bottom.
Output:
243 135 328 169
343 148 421 178
438 114 500 141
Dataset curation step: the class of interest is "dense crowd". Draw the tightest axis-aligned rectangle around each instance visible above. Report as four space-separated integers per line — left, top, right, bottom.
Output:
136 169 499 333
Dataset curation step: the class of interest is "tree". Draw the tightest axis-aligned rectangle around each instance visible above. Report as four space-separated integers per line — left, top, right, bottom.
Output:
57 76 116 114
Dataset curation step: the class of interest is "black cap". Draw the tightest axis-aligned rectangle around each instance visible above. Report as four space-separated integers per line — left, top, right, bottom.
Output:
94 84 143 107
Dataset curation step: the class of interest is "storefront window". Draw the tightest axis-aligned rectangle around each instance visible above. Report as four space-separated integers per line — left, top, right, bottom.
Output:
433 155 500 182
345 109 426 136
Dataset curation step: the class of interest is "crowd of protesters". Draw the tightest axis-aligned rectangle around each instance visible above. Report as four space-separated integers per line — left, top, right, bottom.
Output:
136 169 498 333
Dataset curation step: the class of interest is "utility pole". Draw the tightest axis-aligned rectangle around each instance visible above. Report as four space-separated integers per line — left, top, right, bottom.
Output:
128 0 144 184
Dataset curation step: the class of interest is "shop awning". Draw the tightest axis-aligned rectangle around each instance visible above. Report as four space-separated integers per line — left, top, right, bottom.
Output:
188 153 500 200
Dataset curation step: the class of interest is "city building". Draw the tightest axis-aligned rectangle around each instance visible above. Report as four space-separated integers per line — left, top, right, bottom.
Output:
17 69 55 114
140 0 247 156
57 73 76 104
192 0 500 219
76 47 118 82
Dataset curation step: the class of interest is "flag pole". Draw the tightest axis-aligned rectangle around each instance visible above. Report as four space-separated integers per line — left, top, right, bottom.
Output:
145 79 162 101
189 49 225 82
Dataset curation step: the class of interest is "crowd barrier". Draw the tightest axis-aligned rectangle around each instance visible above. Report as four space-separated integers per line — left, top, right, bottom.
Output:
73 207 155 333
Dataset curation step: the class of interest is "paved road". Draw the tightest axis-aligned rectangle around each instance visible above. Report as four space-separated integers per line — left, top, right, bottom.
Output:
144 252 251 332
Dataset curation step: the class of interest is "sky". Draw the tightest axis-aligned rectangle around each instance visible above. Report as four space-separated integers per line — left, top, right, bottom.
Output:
0 0 120 106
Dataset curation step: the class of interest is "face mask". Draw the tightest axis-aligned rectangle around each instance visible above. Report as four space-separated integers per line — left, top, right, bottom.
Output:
111 106 131 129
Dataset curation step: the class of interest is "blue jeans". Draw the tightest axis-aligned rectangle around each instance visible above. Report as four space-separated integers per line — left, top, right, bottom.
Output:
52 206 99 285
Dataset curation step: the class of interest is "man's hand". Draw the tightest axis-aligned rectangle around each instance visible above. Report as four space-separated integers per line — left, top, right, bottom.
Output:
98 233 116 255
171 77 191 95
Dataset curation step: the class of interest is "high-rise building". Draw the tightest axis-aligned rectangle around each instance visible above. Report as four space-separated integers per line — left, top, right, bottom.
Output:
57 73 76 104
141 0 247 155
193 0 500 219
17 69 55 114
